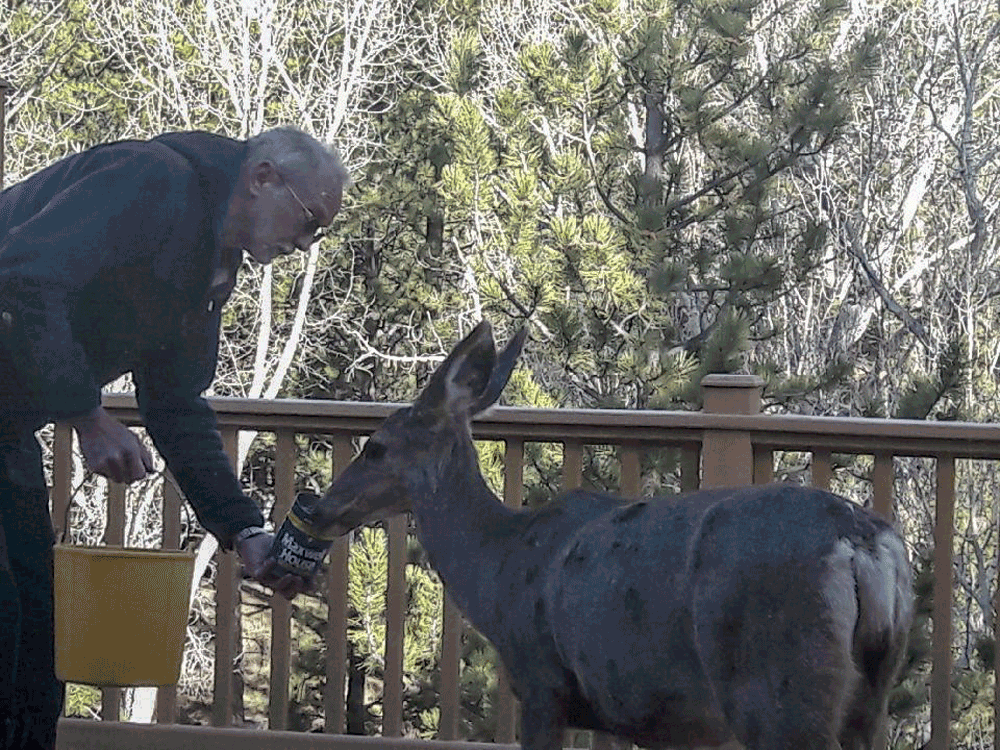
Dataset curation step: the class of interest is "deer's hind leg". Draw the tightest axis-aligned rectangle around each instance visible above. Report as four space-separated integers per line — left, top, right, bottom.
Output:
518 691 570 750
691 561 859 750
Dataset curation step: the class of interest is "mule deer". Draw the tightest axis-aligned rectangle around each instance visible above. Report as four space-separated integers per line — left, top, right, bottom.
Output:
309 321 913 750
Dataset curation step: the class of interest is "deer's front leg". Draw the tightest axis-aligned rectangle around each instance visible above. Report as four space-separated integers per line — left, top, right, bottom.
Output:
519 695 566 750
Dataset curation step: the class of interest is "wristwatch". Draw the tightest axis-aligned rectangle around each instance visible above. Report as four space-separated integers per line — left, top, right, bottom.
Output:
234 525 268 545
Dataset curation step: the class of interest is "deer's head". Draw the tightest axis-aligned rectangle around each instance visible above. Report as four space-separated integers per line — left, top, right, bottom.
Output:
310 320 527 536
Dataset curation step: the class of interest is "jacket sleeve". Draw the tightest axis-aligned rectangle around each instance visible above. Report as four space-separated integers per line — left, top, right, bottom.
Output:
133 319 265 550
0 156 181 419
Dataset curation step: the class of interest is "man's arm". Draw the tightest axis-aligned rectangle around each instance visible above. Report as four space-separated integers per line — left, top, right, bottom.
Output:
134 339 265 550
135 346 306 599
135 330 309 600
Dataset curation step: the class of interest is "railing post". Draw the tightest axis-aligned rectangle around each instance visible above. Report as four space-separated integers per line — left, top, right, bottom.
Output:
0 77 9 190
931 456 955 750
494 438 524 744
995 571 1000 750
700 374 764 488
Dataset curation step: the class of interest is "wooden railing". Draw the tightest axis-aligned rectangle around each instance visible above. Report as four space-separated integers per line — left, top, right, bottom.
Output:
52 374 1000 750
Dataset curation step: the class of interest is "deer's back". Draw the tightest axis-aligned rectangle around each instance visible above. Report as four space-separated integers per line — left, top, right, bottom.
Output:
527 484 896 746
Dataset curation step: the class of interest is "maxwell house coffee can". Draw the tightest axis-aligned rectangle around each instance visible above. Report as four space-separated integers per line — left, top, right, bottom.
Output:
268 492 336 580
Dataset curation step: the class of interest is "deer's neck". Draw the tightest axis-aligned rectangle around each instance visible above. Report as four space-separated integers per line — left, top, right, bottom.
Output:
410 442 517 625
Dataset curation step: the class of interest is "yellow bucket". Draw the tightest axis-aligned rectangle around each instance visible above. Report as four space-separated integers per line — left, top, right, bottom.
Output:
53 545 195 687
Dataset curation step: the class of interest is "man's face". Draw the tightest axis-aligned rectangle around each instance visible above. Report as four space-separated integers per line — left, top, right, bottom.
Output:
243 163 343 264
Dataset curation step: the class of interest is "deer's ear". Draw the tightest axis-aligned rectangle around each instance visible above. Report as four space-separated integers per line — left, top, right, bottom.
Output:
416 321 497 419
471 327 527 415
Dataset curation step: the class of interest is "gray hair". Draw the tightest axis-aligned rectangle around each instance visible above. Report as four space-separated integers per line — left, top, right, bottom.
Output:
245 127 351 187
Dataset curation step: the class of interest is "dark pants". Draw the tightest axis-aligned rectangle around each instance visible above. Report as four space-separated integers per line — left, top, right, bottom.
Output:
0 437 65 750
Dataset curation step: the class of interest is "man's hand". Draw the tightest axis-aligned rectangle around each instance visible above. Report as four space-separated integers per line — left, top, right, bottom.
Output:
68 406 155 484
237 531 309 601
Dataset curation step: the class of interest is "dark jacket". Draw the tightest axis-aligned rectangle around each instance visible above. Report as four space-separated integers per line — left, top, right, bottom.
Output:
0 131 265 547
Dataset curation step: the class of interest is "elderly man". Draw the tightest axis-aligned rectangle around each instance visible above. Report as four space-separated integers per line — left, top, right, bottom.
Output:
0 126 347 748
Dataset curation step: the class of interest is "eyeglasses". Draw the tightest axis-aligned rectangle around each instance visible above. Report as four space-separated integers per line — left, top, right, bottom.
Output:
285 181 329 243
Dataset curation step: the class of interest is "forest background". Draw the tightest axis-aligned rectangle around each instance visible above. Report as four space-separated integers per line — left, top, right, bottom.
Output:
2 0 1000 746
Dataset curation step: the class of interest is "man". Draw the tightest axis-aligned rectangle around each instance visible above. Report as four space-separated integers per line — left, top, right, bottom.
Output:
0 126 347 748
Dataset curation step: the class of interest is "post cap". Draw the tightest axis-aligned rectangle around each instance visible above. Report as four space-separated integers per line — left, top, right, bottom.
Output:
700 374 766 389
700 373 765 415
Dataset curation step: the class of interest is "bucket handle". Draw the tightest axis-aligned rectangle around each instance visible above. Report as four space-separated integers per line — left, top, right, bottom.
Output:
58 469 195 552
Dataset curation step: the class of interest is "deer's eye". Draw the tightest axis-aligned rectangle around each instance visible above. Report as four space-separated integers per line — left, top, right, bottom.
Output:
363 441 386 461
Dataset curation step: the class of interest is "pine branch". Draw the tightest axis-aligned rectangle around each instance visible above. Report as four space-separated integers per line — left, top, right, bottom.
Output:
819 189 932 350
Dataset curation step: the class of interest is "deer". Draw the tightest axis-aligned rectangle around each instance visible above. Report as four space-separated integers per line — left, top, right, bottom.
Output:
304 320 913 750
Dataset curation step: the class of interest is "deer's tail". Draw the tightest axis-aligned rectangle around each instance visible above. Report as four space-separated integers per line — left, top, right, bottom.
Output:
839 527 913 745
853 529 913 678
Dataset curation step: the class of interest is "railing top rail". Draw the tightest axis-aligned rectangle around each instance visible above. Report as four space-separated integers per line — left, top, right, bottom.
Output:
100 393 1000 459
